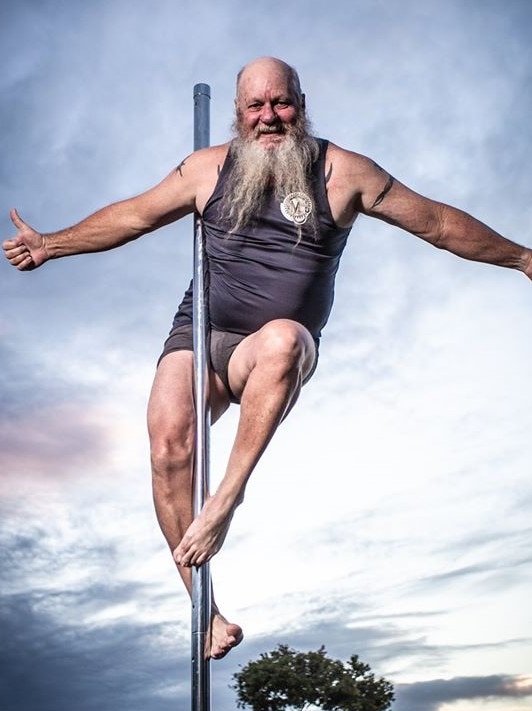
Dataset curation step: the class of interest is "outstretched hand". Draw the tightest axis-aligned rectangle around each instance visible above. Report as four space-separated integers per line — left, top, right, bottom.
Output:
2 209 49 271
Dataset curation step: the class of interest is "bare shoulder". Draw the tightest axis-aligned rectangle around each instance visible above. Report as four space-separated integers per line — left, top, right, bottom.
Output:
324 141 397 225
325 141 384 179
130 142 231 228
181 142 230 213
181 142 230 170
324 142 380 226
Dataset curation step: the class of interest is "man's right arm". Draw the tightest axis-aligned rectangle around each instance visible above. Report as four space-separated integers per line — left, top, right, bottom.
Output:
2 149 211 271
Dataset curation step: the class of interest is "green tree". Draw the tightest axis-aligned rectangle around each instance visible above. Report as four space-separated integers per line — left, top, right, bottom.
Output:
232 644 394 711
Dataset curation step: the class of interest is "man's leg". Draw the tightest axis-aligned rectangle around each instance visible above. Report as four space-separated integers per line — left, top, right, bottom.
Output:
174 319 316 568
147 350 242 659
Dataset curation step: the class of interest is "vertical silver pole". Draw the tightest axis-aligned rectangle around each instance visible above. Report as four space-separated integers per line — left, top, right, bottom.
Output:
191 82 211 711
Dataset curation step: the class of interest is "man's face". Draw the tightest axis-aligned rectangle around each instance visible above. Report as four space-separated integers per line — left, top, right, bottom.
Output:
235 66 303 148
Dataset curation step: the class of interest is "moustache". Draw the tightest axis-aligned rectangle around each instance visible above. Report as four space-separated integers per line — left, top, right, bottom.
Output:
253 124 286 137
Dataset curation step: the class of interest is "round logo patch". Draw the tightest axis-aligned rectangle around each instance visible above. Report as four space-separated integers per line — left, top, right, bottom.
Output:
280 192 313 225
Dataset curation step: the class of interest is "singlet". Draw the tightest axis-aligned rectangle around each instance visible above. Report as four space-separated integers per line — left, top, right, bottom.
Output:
171 138 352 340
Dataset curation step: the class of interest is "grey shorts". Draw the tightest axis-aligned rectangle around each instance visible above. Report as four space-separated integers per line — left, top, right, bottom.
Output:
158 322 319 404
158 323 246 403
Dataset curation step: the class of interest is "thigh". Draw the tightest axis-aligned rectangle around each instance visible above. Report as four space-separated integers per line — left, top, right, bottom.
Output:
148 350 231 438
148 351 195 438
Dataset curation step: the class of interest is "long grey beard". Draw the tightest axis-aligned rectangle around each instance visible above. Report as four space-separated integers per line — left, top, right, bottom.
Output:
220 130 320 241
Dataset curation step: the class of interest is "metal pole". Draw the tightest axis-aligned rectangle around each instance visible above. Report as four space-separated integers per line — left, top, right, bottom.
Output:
191 82 211 711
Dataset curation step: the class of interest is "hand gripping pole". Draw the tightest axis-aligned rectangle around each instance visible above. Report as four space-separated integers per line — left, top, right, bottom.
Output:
191 82 211 711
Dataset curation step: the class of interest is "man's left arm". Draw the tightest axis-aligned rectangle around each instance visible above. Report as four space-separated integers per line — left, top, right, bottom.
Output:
356 157 532 280
429 202 531 277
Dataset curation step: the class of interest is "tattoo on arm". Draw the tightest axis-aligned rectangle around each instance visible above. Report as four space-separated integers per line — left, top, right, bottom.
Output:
175 158 187 176
370 173 395 209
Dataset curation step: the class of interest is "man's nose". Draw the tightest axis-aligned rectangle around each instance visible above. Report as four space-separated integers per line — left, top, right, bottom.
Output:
259 104 277 124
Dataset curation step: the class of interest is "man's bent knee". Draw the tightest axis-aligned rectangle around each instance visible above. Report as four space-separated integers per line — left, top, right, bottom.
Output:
256 320 316 373
228 319 317 398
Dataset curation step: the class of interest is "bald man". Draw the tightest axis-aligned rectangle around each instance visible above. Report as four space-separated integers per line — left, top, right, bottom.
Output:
4 57 532 658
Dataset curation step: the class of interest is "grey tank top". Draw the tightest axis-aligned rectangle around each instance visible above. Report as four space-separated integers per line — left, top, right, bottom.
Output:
172 138 352 339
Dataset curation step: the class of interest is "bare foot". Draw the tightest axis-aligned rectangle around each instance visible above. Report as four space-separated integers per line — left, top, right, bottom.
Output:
209 613 243 660
173 495 234 567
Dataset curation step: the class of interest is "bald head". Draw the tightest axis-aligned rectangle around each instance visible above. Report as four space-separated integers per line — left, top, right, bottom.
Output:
236 57 303 106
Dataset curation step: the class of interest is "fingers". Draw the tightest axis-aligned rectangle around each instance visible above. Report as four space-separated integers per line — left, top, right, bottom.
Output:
2 239 35 271
2 237 21 251
6 250 34 270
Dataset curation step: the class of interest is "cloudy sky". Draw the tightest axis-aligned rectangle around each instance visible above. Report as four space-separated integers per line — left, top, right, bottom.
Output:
1 1 531 710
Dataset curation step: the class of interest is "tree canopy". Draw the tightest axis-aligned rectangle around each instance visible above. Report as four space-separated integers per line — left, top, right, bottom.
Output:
232 644 394 711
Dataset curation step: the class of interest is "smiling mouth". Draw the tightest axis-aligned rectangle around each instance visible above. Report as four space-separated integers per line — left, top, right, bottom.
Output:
255 125 285 137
